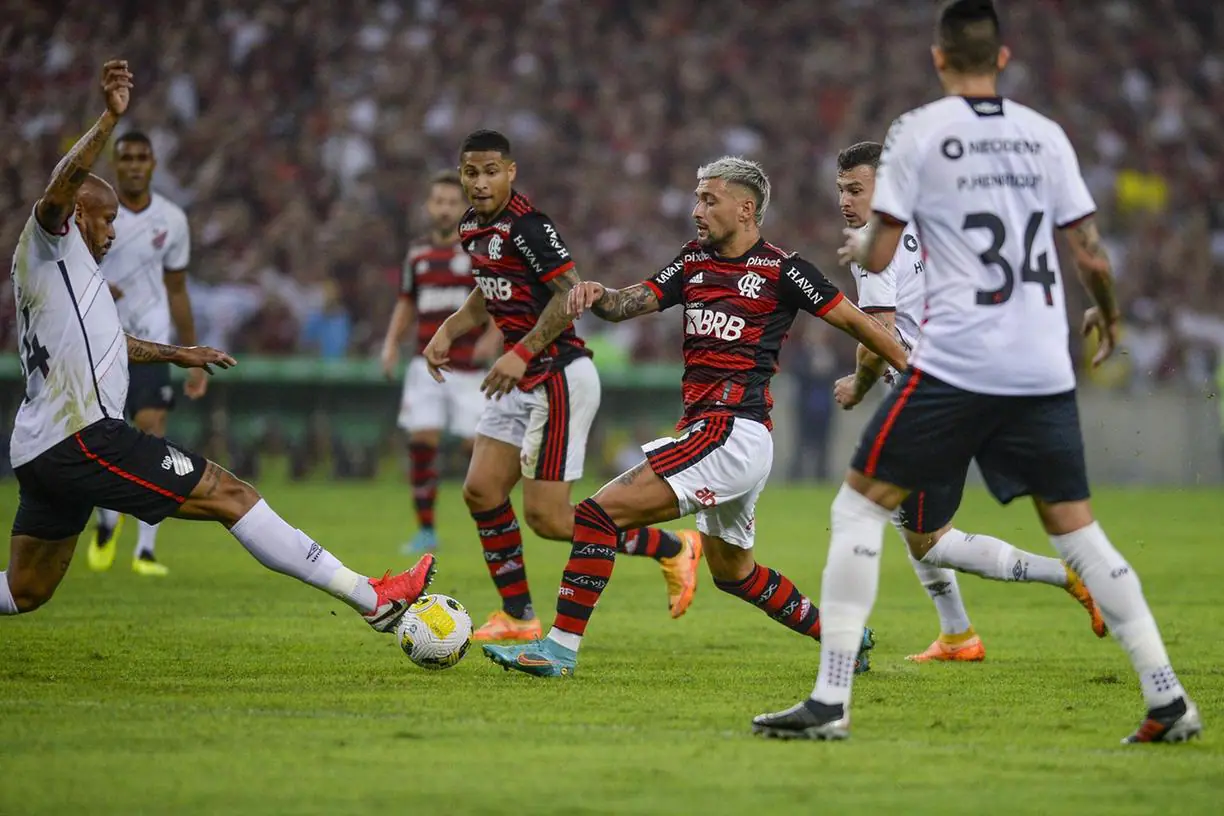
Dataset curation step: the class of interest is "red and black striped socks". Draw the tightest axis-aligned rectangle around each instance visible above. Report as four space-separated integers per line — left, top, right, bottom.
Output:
714 563 821 639
408 442 438 531
472 500 533 620
550 498 619 647
618 527 683 560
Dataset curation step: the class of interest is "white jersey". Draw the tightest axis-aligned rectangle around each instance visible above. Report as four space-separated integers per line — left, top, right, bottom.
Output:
9 210 128 467
872 96 1096 395
100 193 190 343
850 224 925 349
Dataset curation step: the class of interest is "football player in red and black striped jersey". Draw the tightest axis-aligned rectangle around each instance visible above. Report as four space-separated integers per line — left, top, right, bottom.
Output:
423 131 703 644
482 157 909 677
381 170 501 555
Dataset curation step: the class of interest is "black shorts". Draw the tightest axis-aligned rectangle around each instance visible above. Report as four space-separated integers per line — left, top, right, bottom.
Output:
850 369 1090 509
126 362 175 419
12 419 206 540
897 476 967 535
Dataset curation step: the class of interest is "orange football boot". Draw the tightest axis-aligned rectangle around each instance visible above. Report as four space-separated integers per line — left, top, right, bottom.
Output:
1064 564 1108 638
472 610 543 642
906 630 986 663
659 530 703 619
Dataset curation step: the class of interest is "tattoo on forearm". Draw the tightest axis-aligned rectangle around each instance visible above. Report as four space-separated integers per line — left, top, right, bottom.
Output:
591 284 659 322
546 267 582 294
40 113 117 223
520 293 574 354
1069 218 1118 317
126 335 180 364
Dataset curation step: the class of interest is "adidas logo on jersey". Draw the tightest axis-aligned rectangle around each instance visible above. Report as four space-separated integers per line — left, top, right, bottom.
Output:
161 447 194 477
689 271 704 284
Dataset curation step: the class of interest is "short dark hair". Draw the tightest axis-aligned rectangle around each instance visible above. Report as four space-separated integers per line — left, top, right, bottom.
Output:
115 130 152 150
459 130 511 158
431 169 462 189
837 142 883 173
937 0 1002 75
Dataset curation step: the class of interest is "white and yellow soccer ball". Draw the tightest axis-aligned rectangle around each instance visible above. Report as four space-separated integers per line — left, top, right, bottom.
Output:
396 594 473 670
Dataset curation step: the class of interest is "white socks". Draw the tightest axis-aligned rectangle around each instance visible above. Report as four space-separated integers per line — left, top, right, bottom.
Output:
811 484 892 707
906 550 972 635
96 508 120 529
0 572 17 614
924 529 1067 587
229 500 377 613
546 628 582 652
135 521 159 559
1051 522 1184 708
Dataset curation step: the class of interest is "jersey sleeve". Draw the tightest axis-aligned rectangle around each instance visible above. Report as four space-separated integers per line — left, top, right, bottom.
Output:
1050 125 1097 228
164 208 191 271
25 206 71 261
399 249 420 299
853 259 897 314
510 212 576 283
780 256 844 317
642 251 686 311
872 112 923 224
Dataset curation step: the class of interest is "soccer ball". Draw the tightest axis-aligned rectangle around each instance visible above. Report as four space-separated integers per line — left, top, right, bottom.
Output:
396 594 472 670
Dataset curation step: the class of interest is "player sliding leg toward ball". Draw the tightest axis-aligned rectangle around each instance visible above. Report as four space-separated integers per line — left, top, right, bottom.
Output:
1 60 433 632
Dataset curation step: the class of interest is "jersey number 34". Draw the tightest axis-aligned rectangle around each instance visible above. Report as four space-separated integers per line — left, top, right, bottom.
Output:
964 210 1056 307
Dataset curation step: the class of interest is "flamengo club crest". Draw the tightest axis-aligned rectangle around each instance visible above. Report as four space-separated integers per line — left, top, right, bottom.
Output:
738 271 764 299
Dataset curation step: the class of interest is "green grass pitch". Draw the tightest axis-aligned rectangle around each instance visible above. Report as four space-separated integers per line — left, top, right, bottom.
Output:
2 478 1221 815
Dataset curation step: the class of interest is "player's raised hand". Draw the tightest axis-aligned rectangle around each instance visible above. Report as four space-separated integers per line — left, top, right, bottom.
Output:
837 227 867 267
423 329 453 382
174 345 237 375
1082 306 1120 367
100 60 133 117
567 281 606 319
481 351 527 400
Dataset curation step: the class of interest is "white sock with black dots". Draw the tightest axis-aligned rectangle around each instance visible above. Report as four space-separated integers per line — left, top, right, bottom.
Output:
1051 522 1185 708
810 484 892 707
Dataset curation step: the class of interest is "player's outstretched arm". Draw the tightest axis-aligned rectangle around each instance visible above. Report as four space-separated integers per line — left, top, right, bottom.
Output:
1062 215 1121 366
423 288 489 382
34 60 132 234
835 311 897 409
480 268 582 398
568 282 661 323
126 336 236 374
820 299 909 374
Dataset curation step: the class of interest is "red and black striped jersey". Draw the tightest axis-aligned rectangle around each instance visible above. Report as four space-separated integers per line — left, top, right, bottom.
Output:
457 190 590 391
400 239 483 371
644 238 844 430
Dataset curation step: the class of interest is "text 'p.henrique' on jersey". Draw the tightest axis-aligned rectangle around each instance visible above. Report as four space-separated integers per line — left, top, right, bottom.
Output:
458 190 590 391
643 239 843 430
10 208 128 468
872 95 1097 396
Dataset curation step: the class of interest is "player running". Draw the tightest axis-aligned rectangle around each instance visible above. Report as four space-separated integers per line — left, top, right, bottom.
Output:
2 61 435 634
753 0 1200 744
482 156 909 677
85 130 201 577
833 140 1104 661
381 170 500 555
424 130 702 643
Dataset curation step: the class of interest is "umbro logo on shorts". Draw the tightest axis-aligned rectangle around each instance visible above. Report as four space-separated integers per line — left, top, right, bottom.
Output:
161 446 194 477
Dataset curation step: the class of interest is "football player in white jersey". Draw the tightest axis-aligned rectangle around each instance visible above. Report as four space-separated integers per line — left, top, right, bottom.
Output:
755 0 1199 744
86 131 201 577
833 140 1104 662
3 60 436 637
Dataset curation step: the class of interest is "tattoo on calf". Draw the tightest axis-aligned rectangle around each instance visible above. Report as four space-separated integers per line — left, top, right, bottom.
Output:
614 460 649 487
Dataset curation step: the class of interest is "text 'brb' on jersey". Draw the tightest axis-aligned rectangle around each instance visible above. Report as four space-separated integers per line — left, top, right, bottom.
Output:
400 239 481 371
458 190 590 391
644 238 843 431
10 210 128 468
873 95 1097 396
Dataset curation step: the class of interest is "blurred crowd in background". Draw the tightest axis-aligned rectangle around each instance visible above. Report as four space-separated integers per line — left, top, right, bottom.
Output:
2 0 1222 398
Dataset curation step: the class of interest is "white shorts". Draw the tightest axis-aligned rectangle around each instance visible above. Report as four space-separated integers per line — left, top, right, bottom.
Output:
398 357 485 438
474 356 601 482
642 416 773 549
